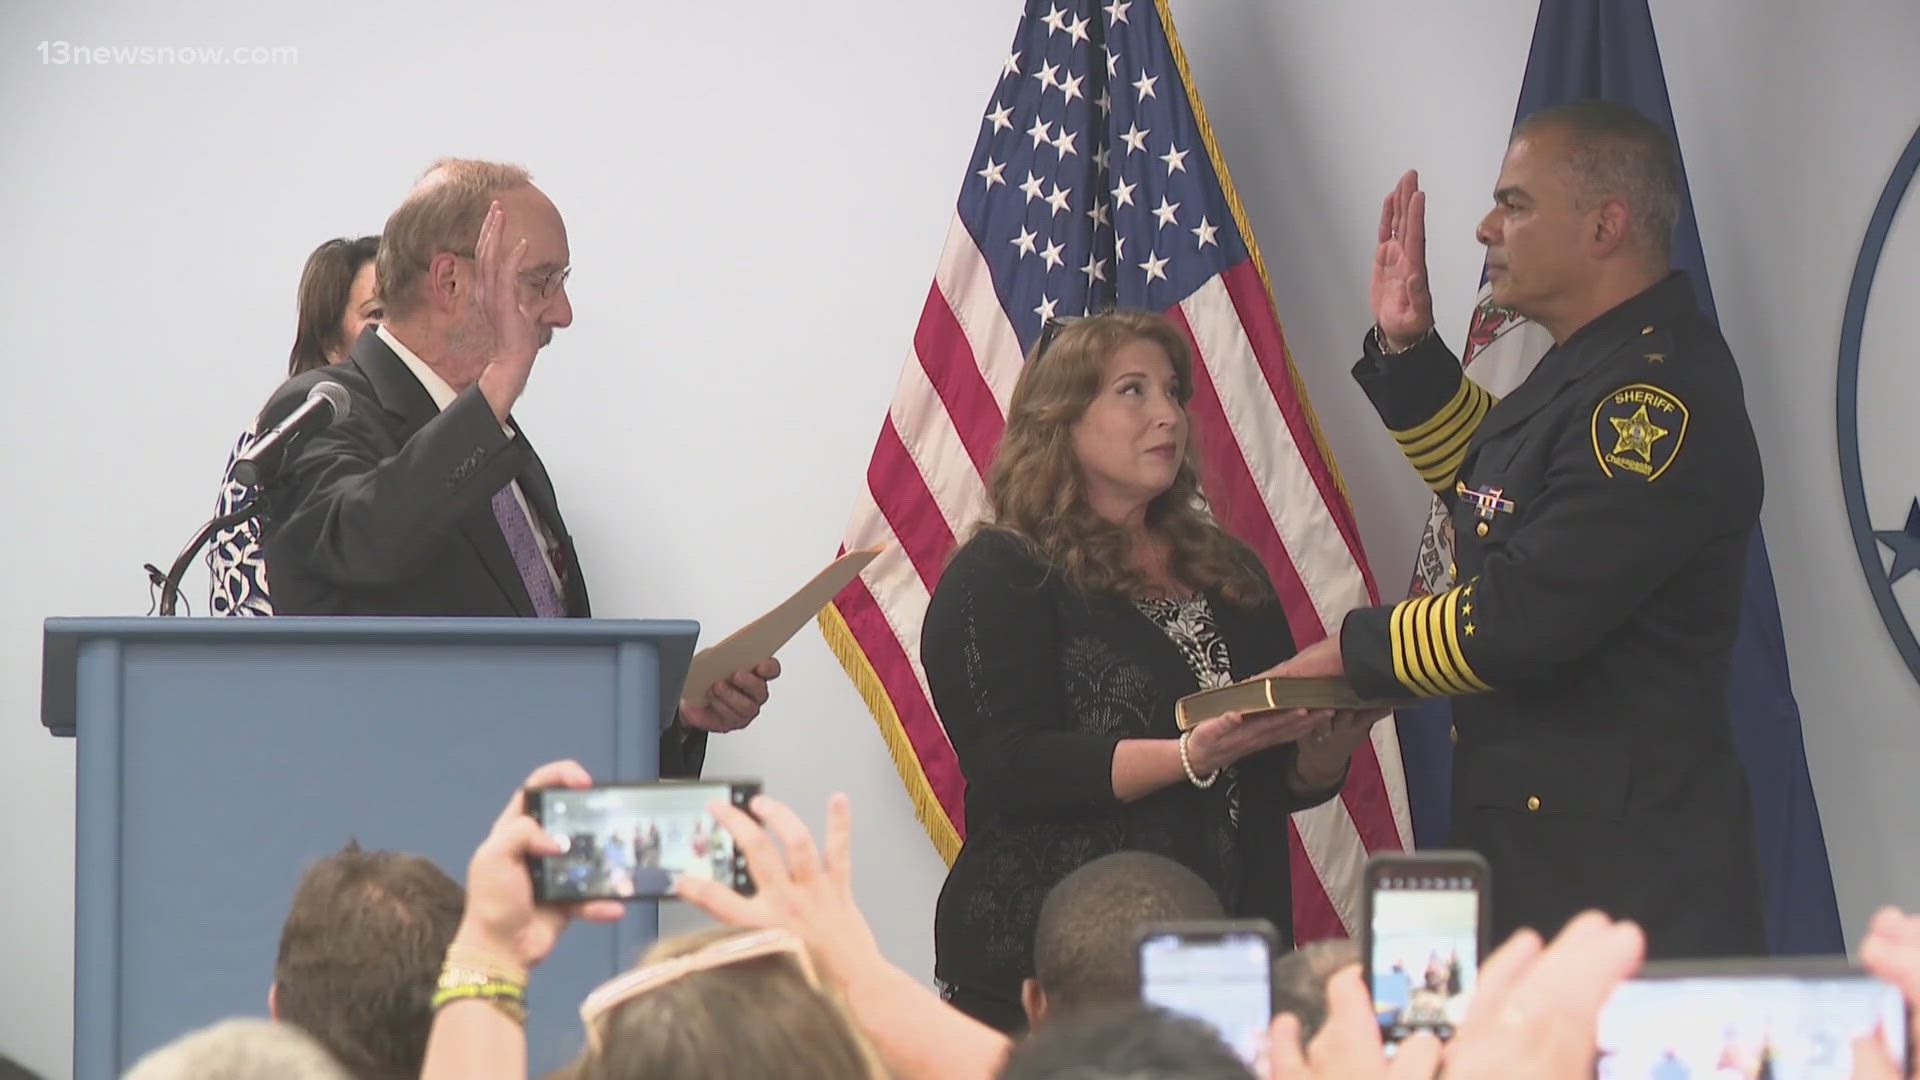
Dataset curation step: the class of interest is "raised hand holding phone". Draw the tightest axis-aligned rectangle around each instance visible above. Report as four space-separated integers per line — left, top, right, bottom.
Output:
524 779 759 902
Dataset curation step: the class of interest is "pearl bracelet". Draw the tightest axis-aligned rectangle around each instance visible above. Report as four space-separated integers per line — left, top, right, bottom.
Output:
1178 730 1219 789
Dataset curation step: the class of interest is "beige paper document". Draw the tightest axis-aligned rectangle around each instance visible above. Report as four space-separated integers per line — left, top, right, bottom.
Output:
1174 675 1417 731
682 546 882 697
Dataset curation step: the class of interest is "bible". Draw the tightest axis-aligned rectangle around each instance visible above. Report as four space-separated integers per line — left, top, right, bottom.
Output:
1174 675 1415 731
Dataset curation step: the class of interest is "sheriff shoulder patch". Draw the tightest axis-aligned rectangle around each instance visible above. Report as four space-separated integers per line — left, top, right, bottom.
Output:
1591 383 1688 481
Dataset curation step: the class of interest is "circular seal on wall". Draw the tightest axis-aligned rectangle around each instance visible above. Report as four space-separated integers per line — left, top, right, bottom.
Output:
1838 123 1920 689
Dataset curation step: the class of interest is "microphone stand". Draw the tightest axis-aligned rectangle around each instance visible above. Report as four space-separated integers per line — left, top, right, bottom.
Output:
146 495 263 617
147 380 344 615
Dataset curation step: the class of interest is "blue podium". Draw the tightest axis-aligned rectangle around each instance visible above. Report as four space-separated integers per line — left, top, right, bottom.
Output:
42 616 698 1079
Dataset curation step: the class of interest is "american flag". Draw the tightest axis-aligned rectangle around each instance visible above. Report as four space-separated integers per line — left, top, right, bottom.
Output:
818 0 1411 939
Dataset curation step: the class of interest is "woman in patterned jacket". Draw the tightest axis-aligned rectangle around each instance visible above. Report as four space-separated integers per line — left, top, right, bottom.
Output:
209 235 382 615
920 309 1384 1032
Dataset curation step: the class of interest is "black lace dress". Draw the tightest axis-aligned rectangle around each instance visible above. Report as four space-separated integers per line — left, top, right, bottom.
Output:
920 527 1344 1031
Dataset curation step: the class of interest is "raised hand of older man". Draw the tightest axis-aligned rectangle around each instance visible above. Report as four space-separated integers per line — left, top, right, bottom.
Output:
471 199 544 423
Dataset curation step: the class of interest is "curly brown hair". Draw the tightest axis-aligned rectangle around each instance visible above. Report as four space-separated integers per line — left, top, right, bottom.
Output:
982 309 1272 606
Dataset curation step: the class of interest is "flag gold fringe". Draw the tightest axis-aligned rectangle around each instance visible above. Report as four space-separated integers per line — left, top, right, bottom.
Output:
1154 0 1362 530
817 601 963 865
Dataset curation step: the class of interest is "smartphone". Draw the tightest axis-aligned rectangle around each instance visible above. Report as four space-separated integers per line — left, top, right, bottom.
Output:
1137 919 1278 1066
1597 958 1909 1079
1359 851 1490 1043
524 779 758 902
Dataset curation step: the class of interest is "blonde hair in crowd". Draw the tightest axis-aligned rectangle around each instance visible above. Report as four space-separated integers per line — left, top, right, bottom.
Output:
557 927 886 1080
122 1018 352 1080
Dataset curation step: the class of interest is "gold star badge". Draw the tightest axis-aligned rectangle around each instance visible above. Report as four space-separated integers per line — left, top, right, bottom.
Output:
1592 384 1688 481
1609 405 1670 463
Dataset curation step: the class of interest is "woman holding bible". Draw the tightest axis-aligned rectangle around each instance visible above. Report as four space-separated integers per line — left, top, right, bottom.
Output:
920 310 1385 1033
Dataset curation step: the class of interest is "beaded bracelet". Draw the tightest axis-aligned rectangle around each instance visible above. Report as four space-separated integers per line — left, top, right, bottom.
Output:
433 967 528 1025
1178 730 1218 789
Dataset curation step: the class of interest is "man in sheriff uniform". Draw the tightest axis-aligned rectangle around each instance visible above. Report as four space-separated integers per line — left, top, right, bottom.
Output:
1272 102 1767 958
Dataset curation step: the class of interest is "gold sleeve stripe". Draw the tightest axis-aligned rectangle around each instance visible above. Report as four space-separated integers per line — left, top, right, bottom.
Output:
1391 377 1495 453
1388 599 1417 694
1402 415 1477 471
1438 590 1492 693
1413 598 1460 695
1422 592 1476 695
1389 595 1447 697
1386 588 1495 697
1403 419 1480 490
1390 380 1495 492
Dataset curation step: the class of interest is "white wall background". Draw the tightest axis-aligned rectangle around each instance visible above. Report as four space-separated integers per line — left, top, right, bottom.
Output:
1 0 1916 1075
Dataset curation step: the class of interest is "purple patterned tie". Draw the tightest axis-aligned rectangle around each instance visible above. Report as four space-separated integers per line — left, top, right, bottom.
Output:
491 485 566 618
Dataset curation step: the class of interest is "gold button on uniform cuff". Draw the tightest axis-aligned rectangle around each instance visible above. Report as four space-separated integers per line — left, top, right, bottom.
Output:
1526 795 1542 812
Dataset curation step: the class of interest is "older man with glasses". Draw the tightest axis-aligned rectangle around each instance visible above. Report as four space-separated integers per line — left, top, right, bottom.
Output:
250 158 776 776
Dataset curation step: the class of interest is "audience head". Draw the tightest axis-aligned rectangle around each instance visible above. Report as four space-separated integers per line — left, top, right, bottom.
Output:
986 309 1269 602
996 1002 1254 1080
1479 99 1678 321
375 157 572 383
289 235 382 375
1269 938 1359 1044
1024 850 1226 1027
123 1018 351 1080
560 926 884 1080
270 841 464 1080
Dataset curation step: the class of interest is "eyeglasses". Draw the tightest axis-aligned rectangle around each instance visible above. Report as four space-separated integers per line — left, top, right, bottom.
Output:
526 266 570 299
577 928 817 1050
447 250 571 300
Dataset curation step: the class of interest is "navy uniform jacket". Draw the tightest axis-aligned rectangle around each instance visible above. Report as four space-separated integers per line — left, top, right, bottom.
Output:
1340 273 1767 958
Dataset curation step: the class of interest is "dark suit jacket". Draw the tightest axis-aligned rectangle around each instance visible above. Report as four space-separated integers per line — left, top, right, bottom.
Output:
255 327 706 776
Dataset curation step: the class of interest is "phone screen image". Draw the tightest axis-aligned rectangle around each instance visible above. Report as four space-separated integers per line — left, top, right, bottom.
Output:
1138 929 1273 1066
531 782 751 901
1368 871 1480 1041
1596 969 1906 1079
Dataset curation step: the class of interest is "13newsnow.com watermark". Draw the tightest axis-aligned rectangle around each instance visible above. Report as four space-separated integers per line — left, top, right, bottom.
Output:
35 41 298 66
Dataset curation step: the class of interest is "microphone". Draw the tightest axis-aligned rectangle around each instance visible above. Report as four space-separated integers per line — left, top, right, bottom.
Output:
231 380 351 487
